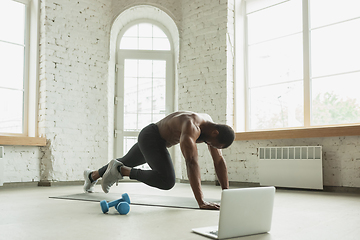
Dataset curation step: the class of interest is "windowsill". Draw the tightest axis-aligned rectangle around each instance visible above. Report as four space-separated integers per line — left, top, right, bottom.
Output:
235 124 360 141
0 135 47 146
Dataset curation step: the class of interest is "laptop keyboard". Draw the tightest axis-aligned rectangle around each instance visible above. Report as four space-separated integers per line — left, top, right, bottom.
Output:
209 230 218 236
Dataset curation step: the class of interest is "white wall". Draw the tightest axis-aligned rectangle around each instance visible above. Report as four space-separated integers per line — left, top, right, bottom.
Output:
37 0 112 182
2 0 360 189
1 146 40 183
226 137 360 188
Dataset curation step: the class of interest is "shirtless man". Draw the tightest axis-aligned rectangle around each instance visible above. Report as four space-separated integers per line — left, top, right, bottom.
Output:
83 111 235 210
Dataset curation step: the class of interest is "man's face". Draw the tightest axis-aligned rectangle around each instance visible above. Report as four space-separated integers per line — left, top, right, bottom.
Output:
204 138 224 149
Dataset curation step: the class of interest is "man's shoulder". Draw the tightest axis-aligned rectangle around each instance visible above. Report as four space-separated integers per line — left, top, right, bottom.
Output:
196 113 213 122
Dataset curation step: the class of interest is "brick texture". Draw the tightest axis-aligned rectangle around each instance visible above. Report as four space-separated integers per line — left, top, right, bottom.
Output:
37 0 111 181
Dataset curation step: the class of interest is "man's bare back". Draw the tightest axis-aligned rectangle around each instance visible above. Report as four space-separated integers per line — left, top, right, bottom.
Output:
156 111 213 148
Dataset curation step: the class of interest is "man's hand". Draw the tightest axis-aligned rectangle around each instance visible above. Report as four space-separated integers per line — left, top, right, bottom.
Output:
199 201 220 210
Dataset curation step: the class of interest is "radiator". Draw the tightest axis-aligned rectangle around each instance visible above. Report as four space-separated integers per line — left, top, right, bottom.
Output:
258 146 323 190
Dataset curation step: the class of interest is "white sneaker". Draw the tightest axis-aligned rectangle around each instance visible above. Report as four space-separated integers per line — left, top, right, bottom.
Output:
83 169 98 193
101 159 123 193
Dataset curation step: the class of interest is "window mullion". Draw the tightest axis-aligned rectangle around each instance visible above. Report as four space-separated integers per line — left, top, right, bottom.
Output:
302 0 311 127
151 60 154 123
244 3 250 132
23 1 31 136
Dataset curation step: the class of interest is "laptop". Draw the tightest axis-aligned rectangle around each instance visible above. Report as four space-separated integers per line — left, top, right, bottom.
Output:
192 186 275 239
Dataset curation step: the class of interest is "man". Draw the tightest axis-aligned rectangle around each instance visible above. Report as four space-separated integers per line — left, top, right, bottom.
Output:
83 111 235 210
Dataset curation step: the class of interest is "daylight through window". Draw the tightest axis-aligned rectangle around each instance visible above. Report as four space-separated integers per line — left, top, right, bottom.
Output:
0 0 28 134
240 0 360 131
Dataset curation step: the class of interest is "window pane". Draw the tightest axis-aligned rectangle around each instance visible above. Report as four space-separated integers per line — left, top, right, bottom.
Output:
0 0 26 45
139 23 152 37
247 0 302 45
138 60 152 78
248 34 303 88
119 23 170 50
120 37 138 49
311 19 360 78
0 42 25 89
124 77 137 113
139 37 152 50
153 78 166 113
153 60 166 78
249 82 304 130
123 25 138 37
123 56 169 131
153 38 171 51
124 113 137 131
312 72 360 126
138 78 152 113
0 88 23 133
153 25 167 38
137 113 152 130
124 59 138 78
310 0 360 29
123 137 137 154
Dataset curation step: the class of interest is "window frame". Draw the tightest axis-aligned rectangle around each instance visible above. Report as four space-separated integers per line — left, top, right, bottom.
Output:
0 0 45 146
114 20 174 156
234 0 360 140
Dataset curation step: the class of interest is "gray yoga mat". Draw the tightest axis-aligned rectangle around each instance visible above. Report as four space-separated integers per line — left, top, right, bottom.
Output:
50 192 220 210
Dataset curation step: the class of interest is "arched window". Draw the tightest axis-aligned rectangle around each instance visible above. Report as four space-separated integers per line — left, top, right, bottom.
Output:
114 22 174 158
120 23 171 51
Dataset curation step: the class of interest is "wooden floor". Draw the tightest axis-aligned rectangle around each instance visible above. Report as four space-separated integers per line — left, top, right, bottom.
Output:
0 182 360 240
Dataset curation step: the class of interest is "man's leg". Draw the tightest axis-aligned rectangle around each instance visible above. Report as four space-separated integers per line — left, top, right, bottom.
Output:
90 143 145 181
86 124 175 192
83 142 146 193
129 144 175 190
127 124 175 190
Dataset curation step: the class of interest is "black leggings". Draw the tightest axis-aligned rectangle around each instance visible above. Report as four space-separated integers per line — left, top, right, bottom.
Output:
98 124 175 190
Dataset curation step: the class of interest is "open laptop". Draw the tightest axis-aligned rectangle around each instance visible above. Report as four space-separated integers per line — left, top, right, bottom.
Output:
192 186 275 239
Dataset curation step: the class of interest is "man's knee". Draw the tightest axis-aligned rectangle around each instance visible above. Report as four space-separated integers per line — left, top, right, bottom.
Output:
160 175 175 190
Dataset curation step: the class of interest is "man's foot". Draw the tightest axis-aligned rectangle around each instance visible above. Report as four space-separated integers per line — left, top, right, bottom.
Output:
101 159 123 193
83 169 98 193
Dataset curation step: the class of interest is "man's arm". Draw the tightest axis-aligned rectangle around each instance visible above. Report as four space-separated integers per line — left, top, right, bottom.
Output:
180 121 220 210
208 146 229 190
180 133 203 205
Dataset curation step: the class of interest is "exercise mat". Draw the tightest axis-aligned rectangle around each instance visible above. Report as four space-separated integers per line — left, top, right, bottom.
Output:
50 192 220 210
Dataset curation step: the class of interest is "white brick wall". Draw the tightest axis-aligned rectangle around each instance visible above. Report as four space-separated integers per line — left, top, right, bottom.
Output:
2 146 40 183
178 0 232 181
179 0 229 123
37 0 112 182
224 137 360 188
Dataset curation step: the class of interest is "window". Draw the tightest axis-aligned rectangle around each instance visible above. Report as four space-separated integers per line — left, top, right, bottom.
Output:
236 0 360 132
120 23 171 51
115 22 173 157
0 0 28 134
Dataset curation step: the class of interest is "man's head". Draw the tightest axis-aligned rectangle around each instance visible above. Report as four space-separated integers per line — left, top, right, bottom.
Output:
214 124 235 148
204 124 235 149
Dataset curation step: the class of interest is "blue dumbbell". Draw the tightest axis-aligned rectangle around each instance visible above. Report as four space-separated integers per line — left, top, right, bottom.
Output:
116 201 130 215
100 193 131 214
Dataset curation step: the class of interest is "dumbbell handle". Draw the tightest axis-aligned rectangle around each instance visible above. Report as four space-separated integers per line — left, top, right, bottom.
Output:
107 193 131 207
108 198 122 208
